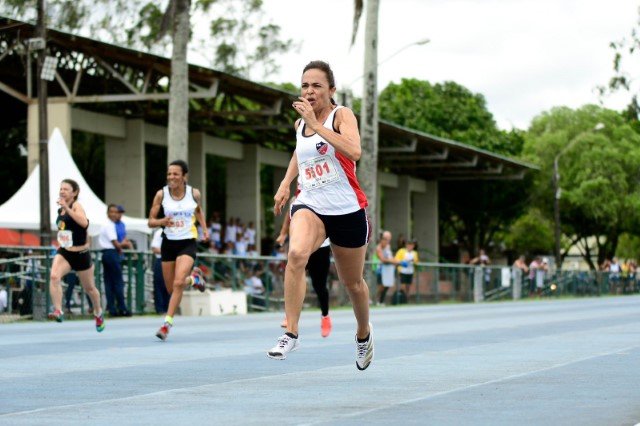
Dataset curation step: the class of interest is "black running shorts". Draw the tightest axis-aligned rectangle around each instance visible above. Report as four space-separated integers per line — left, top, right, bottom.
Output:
161 238 198 262
57 248 93 272
291 205 370 248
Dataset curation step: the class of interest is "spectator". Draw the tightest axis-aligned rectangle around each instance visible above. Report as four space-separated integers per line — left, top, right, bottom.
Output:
209 212 223 251
469 249 492 286
528 256 542 296
376 230 401 306
245 265 265 296
0 285 7 312
224 217 237 247
533 257 550 296
245 221 257 253
114 205 133 249
608 256 621 294
512 255 529 289
150 228 170 314
395 239 418 297
98 204 132 317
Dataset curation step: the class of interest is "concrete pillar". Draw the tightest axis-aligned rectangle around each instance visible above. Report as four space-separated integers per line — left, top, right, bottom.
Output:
226 144 261 252
413 181 439 262
383 175 411 246
188 133 207 214
27 102 72 173
513 267 522 300
473 267 484 302
104 119 146 217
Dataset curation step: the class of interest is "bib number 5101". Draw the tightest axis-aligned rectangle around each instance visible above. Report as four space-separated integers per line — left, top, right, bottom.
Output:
305 162 330 179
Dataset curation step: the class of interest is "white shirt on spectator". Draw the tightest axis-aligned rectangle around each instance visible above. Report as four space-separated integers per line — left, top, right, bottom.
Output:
0 288 7 312
225 224 237 243
245 276 264 295
151 228 163 259
97 222 118 249
245 227 256 245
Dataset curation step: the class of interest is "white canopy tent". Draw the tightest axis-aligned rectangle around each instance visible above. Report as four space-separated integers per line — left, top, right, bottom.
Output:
0 128 151 247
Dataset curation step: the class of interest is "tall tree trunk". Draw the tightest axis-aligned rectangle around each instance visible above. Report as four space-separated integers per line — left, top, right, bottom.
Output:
357 0 379 251
167 0 190 163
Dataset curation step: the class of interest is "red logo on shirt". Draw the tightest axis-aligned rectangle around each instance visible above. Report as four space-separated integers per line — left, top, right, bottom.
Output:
316 142 328 155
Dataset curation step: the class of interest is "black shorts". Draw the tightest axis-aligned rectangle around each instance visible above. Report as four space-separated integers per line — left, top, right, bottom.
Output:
291 205 370 248
400 273 413 285
161 238 198 262
57 248 92 272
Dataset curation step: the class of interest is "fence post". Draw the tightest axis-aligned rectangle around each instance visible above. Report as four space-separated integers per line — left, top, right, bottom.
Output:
126 252 133 310
135 253 145 314
513 268 522 300
473 266 484 302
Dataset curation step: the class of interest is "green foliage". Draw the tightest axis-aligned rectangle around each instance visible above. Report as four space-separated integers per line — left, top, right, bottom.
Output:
616 233 640 260
0 0 294 79
598 11 640 123
377 78 531 256
523 104 640 264
503 208 554 256
378 79 502 151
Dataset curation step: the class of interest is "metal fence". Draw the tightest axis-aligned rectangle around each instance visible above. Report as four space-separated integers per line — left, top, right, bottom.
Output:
1 245 638 321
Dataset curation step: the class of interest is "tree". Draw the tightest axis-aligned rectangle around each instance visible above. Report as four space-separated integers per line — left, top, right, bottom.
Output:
161 0 191 163
1 0 294 79
502 208 554 258
376 78 530 258
599 8 640 125
350 0 381 267
523 105 640 269
1 0 295 195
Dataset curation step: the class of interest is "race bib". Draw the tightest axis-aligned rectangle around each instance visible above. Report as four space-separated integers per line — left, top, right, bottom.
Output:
57 230 73 248
166 217 189 234
299 155 340 191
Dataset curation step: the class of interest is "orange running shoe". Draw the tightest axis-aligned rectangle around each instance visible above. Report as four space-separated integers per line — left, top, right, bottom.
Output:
321 315 332 338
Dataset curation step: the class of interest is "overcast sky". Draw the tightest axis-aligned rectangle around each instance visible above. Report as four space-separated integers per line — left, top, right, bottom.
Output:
258 0 639 130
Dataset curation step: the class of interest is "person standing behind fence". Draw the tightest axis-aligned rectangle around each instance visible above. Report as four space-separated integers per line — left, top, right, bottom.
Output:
48 179 105 332
376 230 401 306
512 255 529 288
150 228 170 314
148 159 208 341
395 239 418 297
98 204 132 317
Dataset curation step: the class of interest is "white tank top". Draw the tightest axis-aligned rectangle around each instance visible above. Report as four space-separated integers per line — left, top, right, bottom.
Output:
293 105 368 215
161 185 198 240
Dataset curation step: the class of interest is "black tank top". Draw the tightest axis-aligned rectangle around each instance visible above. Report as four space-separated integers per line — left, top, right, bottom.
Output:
56 203 88 246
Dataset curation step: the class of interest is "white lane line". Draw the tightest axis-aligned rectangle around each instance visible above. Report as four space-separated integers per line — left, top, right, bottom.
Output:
301 343 640 426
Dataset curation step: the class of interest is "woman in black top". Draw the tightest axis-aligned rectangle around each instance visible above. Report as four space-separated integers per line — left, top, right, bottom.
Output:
49 179 105 332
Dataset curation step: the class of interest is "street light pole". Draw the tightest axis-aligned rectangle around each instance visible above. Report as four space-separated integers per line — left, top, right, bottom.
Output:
341 37 430 106
553 123 605 270
36 0 52 247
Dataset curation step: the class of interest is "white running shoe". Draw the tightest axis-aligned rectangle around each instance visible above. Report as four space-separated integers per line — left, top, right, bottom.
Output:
267 333 299 360
355 323 374 371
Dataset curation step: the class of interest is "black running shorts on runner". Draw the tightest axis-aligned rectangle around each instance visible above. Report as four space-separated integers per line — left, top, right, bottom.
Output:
57 248 93 272
291 205 370 248
161 238 198 262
